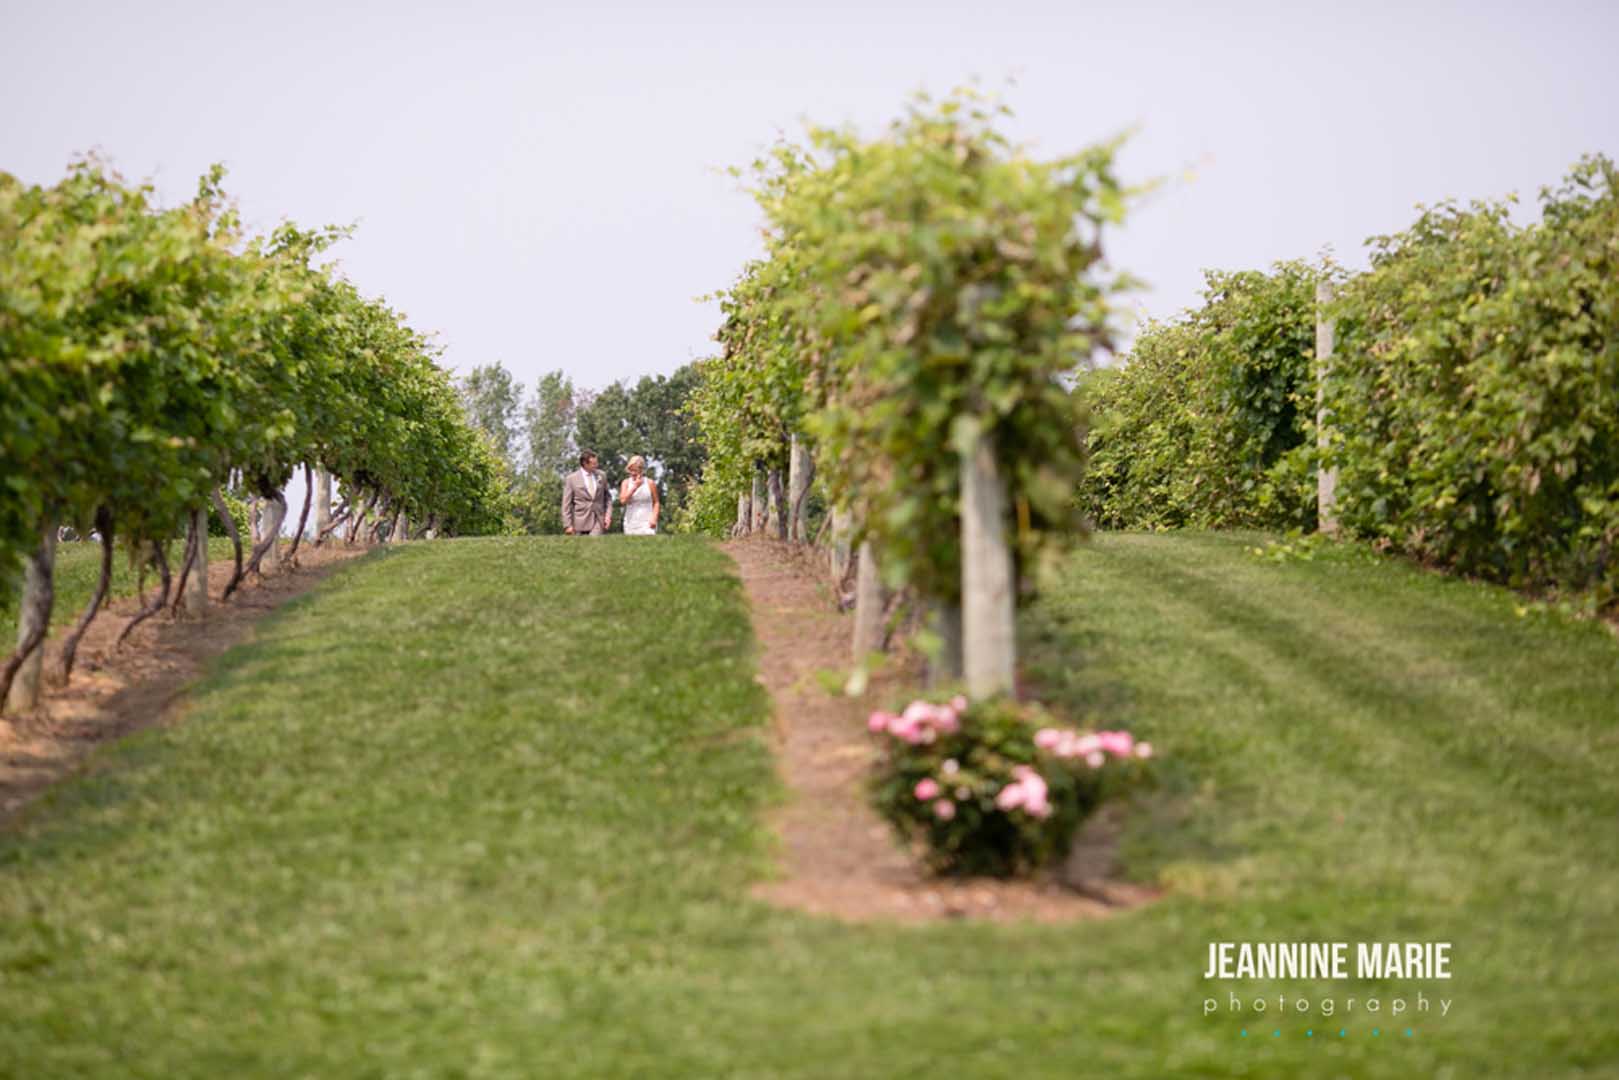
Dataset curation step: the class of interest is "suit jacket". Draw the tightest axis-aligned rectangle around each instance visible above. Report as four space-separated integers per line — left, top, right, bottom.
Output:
562 468 610 533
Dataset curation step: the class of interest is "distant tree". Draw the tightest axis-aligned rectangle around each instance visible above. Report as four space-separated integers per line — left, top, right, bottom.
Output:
574 382 638 482
573 365 706 490
523 370 576 478
458 363 524 465
632 363 707 492
451 363 704 531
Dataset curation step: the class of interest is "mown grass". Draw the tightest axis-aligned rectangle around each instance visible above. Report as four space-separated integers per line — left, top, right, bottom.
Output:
2 532 1615 1078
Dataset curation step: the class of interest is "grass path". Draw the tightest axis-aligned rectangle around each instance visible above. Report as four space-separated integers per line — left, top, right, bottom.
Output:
1 533 1615 1077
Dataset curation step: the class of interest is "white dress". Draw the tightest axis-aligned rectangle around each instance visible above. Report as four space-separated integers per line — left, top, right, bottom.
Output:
622 478 656 535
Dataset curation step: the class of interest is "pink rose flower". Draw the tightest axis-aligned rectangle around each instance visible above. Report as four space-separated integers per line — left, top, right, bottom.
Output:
914 778 941 801
996 768 1053 818
995 783 1027 811
867 711 892 734
1135 741 1153 759
949 695 968 712
1034 728 1061 750
1098 731 1134 756
1020 769 1049 805
1086 750 1106 769
933 798 956 821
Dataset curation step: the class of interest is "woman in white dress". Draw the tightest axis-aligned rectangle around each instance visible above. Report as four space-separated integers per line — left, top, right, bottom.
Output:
618 455 659 535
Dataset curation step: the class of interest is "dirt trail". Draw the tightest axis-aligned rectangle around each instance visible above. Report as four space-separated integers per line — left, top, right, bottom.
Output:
725 536 1156 924
0 544 365 824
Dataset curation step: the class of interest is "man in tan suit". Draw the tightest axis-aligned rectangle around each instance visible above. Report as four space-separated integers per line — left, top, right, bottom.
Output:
562 450 612 535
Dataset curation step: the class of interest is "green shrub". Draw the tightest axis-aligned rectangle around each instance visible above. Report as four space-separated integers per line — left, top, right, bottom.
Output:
210 490 251 539
867 696 1153 877
665 470 741 537
1078 155 1618 611
1329 155 1619 606
501 472 565 536
1078 261 1320 531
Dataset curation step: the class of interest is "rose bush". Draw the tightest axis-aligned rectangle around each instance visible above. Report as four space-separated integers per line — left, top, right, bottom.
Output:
867 696 1152 877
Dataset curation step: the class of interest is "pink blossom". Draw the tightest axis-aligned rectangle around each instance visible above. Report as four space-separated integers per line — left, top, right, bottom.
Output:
1086 750 1106 769
949 695 968 712
1098 730 1135 757
885 698 965 742
1041 729 1103 759
995 783 1027 811
1019 770 1051 818
868 711 893 734
941 758 960 776
914 778 941 801
996 767 1053 818
1135 741 1153 759
932 798 956 821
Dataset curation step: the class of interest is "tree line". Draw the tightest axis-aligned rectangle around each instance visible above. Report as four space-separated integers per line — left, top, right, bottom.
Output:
454 362 705 533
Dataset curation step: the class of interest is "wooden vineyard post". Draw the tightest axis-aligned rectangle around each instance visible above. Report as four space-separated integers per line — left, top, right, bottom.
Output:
1316 281 1340 537
4 524 57 714
960 426 1015 698
751 469 768 534
788 434 813 542
182 507 208 616
261 497 286 571
314 468 333 537
851 539 885 664
768 469 787 540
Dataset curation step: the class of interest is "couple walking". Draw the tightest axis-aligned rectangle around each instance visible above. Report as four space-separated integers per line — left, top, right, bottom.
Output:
561 450 660 536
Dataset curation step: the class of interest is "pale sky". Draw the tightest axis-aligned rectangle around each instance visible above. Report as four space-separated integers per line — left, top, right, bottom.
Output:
4 0 1616 398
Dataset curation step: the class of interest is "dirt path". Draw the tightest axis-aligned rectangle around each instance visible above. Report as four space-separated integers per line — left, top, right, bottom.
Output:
0 543 366 824
725 536 1155 924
